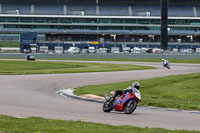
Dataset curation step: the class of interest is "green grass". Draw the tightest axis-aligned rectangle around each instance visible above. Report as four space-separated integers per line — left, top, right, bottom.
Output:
0 115 198 133
36 58 200 64
0 60 155 75
0 41 20 47
74 72 200 111
1 58 200 64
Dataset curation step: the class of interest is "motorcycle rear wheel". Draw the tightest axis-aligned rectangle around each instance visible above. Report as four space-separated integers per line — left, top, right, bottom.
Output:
124 100 137 114
102 102 112 112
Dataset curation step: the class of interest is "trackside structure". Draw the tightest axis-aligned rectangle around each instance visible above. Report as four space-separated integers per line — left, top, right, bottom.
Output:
0 0 200 53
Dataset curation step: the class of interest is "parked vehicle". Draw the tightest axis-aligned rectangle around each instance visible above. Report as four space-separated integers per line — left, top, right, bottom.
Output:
67 46 80 54
55 46 63 54
111 47 120 53
131 47 141 53
88 47 96 53
96 48 108 54
39 46 48 53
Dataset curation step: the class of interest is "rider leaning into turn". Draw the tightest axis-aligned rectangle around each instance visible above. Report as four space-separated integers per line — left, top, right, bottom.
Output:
162 58 168 67
110 81 140 109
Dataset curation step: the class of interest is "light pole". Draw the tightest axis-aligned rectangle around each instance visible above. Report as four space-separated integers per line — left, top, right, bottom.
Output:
160 0 168 51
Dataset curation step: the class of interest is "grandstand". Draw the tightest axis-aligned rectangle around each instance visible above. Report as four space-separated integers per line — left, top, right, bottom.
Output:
0 0 200 52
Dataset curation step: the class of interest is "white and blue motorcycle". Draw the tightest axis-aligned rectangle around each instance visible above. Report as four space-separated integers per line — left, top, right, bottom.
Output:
162 59 170 69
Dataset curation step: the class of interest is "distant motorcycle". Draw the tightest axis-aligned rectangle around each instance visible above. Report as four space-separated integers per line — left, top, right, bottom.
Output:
26 54 35 61
102 88 141 114
162 59 170 69
163 62 170 69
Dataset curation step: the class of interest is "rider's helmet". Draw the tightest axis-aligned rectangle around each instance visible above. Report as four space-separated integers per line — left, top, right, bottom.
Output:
162 59 165 62
132 81 140 90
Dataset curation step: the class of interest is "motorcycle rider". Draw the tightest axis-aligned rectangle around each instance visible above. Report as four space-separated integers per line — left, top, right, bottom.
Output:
26 53 31 60
110 81 140 109
26 53 35 61
162 58 168 67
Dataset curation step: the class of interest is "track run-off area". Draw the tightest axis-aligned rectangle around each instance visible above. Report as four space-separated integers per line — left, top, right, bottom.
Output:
0 59 200 131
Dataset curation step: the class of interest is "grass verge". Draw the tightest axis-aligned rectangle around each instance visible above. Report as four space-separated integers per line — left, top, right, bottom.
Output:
38 58 200 64
74 73 200 111
0 60 155 75
0 58 200 64
0 115 198 133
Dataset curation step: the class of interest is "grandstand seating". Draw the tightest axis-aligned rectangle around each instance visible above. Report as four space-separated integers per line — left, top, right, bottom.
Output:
132 5 195 17
132 6 160 16
1 4 30 14
99 5 129 16
67 5 96 15
1 0 200 45
168 6 194 17
34 4 63 15
0 3 197 17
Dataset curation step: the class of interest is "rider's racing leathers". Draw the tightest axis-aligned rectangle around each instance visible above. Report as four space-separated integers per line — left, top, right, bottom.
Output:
162 59 169 67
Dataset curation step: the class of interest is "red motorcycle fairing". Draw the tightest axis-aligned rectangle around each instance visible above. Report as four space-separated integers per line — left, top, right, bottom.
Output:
114 92 139 111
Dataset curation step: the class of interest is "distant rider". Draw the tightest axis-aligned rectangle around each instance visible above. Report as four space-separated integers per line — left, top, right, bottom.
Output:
26 53 35 61
110 81 141 109
162 58 168 67
26 53 31 60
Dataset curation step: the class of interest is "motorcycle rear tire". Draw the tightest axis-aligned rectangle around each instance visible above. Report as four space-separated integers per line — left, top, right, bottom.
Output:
124 100 137 114
102 102 112 112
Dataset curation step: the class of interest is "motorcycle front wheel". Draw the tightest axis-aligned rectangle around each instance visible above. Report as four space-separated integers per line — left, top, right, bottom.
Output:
102 102 112 112
124 100 137 114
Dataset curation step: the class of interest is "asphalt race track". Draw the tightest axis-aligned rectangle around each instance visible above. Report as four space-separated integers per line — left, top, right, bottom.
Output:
0 60 200 131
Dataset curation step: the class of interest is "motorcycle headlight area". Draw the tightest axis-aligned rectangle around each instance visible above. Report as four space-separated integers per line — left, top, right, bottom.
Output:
135 92 141 100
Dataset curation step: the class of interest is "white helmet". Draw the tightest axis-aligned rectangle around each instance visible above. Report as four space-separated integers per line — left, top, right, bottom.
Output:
132 81 140 90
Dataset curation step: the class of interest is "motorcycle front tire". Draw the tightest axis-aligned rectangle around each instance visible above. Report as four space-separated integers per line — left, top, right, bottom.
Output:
124 100 137 114
102 102 112 112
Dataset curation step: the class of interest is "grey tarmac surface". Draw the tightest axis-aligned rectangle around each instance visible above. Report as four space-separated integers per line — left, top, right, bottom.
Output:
0 60 200 131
